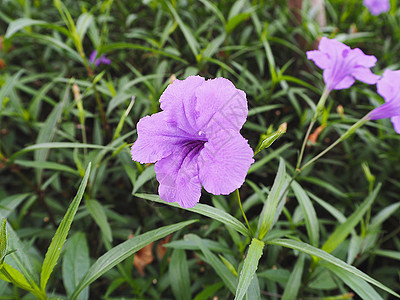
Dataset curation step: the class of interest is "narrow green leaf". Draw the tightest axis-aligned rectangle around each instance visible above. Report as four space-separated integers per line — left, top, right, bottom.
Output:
0 70 24 114
100 42 187 64
324 263 383 300
70 220 196 300
235 238 264 300
85 199 112 243
281 254 305 300
5 18 47 38
193 282 224 300
40 163 91 291
14 160 79 175
10 142 114 160
245 275 261 300
0 194 30 218
372 249 400 261
321 184 381 254
187 234 237 294
132 165 155 194
62 232 90 300
0 263 41 297
165 1 199 59
267 238 400 298
169 249 191 300
257 158 288 240
135 193 250 237
291 181 320 247
76 13 93 41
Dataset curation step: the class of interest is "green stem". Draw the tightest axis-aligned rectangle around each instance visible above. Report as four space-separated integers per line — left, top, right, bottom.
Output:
296 88 329 170
300 114 370 172
236 189 254 237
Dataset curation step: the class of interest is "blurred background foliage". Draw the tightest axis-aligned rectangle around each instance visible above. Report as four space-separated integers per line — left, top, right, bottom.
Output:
0 0 399 298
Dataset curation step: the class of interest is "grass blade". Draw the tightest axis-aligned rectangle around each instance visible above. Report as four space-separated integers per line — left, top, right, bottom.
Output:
257 158 288 240
235 238 264 300
291 181 320 247
267 238 400 298
70 220 197 300
135 193 250 237
85 199 113 243
169 249 191 300
40 163 91 291
281 254 305 300
321 184 381 254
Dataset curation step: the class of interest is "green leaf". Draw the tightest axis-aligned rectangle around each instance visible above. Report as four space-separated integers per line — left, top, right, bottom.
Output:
194 282 224 300
321 184 381 254
165 1 199 59
187 234 237 294
132 165 155 194
169 249 191 300
324 263 383 300
235 238 264 300
0 193 30 218
70 220 196 300
245 275 261 300
100 42 187 64
40 163 91 291
5 18 47 38
371 249 400 261
267 238 400 298
257 158 288 240
14 160 79 175
291 181 320 247
0 263 42 297
10 142 114 161
135 193 250 237
281 254 305 300
62 232 90 300
85 199 113 243
0 70 24 114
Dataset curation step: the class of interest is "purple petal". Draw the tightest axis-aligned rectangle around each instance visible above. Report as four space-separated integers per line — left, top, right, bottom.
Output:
363 0 390 15
391 116 400 134
308 37 378 91
327 74 355 90
198 131 254 195
306 50 330 69
352 67 380 84
89 50 97 64
130 112 189 163
195 78 248 135
368 99 400 120
377 69 400 102
159 76 205 133
155 148 202 208
99 55 111 65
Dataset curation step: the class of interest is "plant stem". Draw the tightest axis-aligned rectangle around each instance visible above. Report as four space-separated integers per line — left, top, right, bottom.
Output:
300 115 370 172
296 88 329 170
236 189 254 237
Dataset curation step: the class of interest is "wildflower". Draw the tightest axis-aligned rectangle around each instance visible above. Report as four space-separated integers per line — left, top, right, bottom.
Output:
89 50 111 67
307 37 380 92
368 70 400 133
131 76 254 208
363 0 390 16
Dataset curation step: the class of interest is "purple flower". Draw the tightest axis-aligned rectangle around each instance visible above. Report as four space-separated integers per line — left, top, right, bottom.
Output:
363 0 390 15
368 70 400 133
307 37 380 92
130 76 254 208
89 50 111 67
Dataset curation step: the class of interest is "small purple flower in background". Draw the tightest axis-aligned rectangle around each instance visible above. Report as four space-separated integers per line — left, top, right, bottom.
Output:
89 50 111 67
368 70 400 134
130 76 254 208
307 37 380 92
363 0 390 16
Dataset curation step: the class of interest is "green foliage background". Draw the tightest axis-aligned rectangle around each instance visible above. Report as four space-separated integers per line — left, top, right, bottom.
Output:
0 0 399 299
